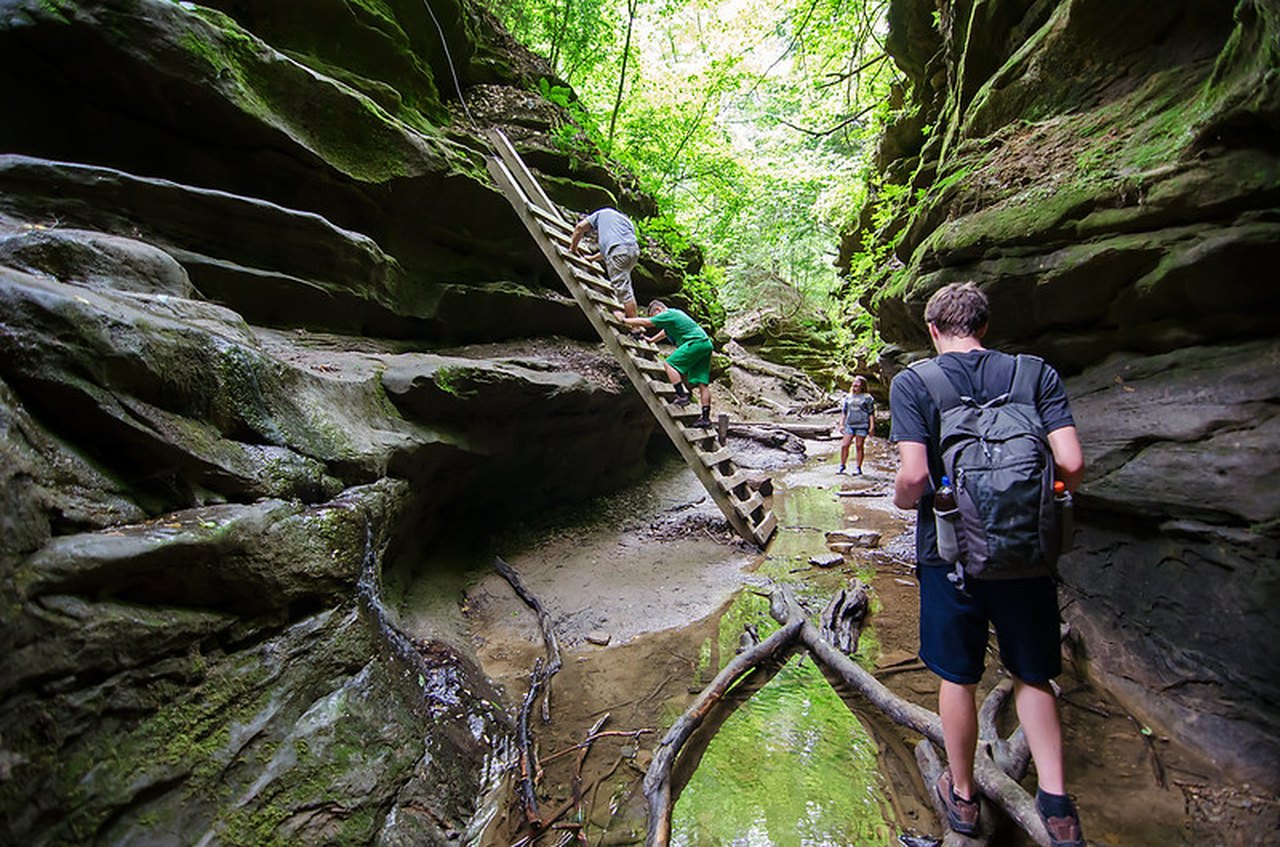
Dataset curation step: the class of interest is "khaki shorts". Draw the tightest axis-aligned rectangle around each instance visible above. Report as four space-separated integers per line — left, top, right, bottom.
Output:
604 244 638 305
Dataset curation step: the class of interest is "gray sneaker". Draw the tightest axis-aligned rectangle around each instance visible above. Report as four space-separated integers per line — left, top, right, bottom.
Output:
672 394 691 406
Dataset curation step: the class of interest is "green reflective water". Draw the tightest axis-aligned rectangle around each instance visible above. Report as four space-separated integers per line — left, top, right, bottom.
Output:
671 482 895 846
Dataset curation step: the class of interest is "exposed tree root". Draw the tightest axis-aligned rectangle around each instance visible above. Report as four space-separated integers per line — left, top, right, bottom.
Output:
641 582 1058 847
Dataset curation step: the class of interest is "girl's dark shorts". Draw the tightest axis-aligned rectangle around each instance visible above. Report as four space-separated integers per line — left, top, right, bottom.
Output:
917 565 1063 685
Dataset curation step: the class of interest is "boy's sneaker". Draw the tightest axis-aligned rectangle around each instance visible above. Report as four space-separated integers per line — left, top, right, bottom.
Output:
693 415 712 428
853 467 863 476
837 465 846 474
672 394 691 406
936 770 979 836
1037 794 1085 847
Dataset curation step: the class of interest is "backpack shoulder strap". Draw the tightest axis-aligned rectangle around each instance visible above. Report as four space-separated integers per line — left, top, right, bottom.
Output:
908 358 964 412
1010 354 1044 405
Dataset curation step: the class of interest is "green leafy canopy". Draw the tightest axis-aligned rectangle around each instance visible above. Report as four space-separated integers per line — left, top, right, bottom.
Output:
489 0 897 360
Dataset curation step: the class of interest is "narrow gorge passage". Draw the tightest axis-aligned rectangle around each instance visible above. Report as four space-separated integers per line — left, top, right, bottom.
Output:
2 1 1276 843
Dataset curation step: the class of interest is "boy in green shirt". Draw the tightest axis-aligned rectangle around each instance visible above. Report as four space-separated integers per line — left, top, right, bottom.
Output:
615 300 714 428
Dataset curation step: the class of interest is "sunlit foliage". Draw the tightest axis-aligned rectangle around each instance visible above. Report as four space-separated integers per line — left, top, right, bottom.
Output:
487 0 897 357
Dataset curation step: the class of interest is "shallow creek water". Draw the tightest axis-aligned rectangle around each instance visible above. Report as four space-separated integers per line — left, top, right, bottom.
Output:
402 435 1214 846
669 483 897 846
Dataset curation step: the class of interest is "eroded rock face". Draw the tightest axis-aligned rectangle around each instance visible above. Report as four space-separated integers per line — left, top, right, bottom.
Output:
858 0 1280 787
0 0 660 840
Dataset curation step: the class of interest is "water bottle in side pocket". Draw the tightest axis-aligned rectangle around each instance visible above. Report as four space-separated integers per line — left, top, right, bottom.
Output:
934 475 961 562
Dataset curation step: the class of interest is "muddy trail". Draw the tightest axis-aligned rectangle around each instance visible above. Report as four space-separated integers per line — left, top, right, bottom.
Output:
403 431 1255 846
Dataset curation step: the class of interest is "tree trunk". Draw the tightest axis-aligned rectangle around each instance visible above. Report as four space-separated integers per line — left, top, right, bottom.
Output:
607 0 640 152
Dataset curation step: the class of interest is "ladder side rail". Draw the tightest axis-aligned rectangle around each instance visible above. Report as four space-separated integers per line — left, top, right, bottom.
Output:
487 129 563 220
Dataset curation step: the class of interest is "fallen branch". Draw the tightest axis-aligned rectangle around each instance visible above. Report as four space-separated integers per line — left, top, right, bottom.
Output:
496 556 562 722
669 649 795 802
727 424 807 453
639 584 1057 846
642 614 805 845
916 739 993 846
978 678 1031 781
572 714 610 808
727 420 834 439
516 660 545 828
541 727 652 766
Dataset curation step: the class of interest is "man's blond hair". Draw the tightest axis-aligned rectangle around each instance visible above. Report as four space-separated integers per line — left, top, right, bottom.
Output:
647 299 668 316
924 282 988 337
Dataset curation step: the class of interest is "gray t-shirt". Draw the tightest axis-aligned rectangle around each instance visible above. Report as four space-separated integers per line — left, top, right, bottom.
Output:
586 208 637 257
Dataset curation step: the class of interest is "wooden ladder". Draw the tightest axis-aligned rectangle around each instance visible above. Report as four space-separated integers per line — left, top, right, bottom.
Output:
485 129 777 549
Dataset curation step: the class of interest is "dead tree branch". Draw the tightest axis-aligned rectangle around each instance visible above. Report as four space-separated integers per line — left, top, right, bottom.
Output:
639 584 1056 846
642 614 805 846
516 660 545 828
916 739 993 846
496 556 562 721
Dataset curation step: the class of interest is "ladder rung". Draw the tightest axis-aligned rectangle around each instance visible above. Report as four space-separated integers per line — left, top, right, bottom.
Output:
698 447 734 467
570 266 614 293
669 406 705 421
585 288 623 310
752 510 777 544
734 491 764 518
634 358 668 376
618 336 659 355
530 202 572 232
681 424 718 442
647 380 676 395
543 224 572 245
715 470 751 494
556 246 601 273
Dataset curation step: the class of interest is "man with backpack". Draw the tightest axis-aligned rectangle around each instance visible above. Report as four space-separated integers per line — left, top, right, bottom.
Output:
890 282 1086 847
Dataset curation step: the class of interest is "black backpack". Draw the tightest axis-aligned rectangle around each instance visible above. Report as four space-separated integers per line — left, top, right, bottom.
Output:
910 354 1061 582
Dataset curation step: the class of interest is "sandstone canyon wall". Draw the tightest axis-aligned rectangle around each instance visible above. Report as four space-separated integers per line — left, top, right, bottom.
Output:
853 0 1280 789
0 0 681 841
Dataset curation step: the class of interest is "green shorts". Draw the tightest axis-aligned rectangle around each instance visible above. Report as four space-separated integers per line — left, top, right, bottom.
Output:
666 338 713 386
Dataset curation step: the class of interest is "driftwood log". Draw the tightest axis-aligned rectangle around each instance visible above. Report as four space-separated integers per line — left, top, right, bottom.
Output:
642 583 1057 847
727 424 807 453
727 420 836 439
819 580 868 654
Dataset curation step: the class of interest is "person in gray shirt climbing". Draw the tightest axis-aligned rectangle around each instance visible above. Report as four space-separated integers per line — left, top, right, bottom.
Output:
570 207 640 318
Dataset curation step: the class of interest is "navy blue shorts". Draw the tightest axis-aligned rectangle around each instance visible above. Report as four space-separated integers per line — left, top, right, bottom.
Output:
917 566 1063 685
